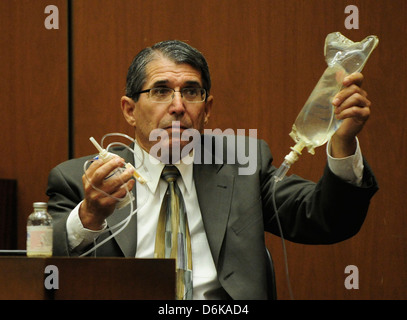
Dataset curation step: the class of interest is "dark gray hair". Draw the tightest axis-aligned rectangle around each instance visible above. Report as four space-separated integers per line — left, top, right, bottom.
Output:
125 40 211 101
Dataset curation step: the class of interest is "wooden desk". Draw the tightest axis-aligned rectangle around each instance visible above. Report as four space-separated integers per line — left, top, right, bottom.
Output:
0 257 175 300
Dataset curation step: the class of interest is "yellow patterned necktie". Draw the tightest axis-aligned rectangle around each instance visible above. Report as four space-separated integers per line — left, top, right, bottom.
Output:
154 165 193 300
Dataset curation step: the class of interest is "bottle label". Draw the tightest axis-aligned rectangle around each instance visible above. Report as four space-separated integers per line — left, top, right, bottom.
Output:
27 226 53 256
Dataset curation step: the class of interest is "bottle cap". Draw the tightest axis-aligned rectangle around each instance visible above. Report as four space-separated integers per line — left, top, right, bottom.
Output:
33 202 48 209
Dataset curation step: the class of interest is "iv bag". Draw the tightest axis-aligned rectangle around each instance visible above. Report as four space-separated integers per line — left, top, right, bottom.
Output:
289 32 379 154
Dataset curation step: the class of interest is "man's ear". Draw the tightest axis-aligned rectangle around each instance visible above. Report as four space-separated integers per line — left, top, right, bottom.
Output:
121 96 137 127
204 95 213 125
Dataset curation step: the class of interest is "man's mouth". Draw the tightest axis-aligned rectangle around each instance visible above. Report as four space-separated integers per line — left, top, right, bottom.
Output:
164 121 189 131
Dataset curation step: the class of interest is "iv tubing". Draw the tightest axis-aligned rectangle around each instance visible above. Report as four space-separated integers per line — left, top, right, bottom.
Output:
79 192 134 257
101 132 136 148
273 141 305 182
79 133 150 257
101 133 147 182
79 189 150 257
82 159 132 203
271 176 295 300
105 141 146 179
80 161 150 257
271 140 306 299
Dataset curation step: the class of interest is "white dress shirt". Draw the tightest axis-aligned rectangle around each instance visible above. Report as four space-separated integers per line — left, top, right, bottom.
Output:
66 137 364 299
130 144 222 299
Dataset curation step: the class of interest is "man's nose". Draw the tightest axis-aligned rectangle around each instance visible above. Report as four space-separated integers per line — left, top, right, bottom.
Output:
169 91 186 114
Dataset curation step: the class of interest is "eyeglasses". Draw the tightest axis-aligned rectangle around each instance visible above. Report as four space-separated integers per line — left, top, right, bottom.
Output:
135 87 207 103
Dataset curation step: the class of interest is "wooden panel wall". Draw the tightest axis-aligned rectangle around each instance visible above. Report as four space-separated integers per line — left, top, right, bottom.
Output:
0 0 68 249
2 0 406 300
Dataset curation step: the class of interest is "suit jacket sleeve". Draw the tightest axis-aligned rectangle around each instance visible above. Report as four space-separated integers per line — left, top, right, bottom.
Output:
259 139 379 244
46 157 88 256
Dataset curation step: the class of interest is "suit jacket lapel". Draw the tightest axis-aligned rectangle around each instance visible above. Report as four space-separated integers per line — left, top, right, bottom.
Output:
193 161 234 267
106 144 138 257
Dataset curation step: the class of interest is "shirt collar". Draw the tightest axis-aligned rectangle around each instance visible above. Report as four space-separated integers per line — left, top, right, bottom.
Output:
133 143 194 195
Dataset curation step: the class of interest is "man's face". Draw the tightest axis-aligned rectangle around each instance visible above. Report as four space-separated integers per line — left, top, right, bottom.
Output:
121 56 212 161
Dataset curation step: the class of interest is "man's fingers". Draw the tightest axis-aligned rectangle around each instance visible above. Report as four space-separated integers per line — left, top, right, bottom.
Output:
333 84 367 107
343 72 364 87
334 92 371 118
92 157 125 182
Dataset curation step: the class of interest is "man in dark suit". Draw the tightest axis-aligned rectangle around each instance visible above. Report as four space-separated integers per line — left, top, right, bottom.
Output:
46 40 378 300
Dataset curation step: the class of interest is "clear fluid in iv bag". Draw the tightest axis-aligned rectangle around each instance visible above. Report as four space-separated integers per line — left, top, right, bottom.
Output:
289 64 347 154
274 33 378 182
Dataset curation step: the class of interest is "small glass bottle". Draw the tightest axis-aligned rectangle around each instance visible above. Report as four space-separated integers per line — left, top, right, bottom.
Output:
26 202 53 257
